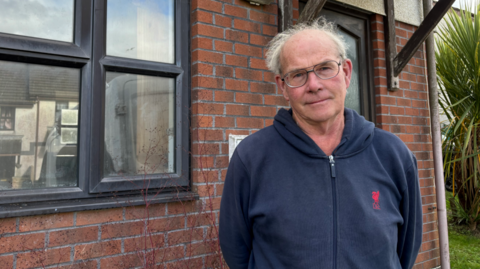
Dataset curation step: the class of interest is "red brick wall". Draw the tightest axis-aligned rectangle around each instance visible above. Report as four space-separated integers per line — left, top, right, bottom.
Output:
0 1 440 269
371 14 440 269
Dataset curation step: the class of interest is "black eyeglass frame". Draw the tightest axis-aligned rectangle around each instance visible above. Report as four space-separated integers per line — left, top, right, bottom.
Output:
281 60 342 88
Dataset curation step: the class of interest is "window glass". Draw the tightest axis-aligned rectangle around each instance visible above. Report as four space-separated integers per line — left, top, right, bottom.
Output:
106 0 175 63
0 0 74 42
0 61 80 190
104 72 175 177
339 29 361 114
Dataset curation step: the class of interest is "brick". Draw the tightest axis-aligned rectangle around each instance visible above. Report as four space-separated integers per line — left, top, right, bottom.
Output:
262 3 278 14
215 14 232 28
0 233 45 254
265 118 274 126
226 104 249 115
0 218 16 234
191 143 220 155
250 34 272 46
216 156 230 168
124 234 164 252
250 10 276 25
17 247 70 269
216 65 234 77
224 4 248 18
250 58 268 70
155 246 185 262
192 129 224 141
167 201 198 215
191 10 213 24
225 55 248 67
192 76 224 89
192 103 224 115
192 63 213 75
226 29 249 43
149 216 185 232
192 89 214 101
233 18 260 33
264 71 275 83
76 208 123 226
236 92 263 104
192 50 223 64
192 37 213 50
262 25 277 36
101 221 144 239
264 95 289 106
100 253 143 269
192 115 214 128
251 106 276 117
49 226 98 247
235 44 263 57
251 82 275 93
237 117 264 129
216 183 225 196
192 170 220 184
192 0 223 13
19 213 73 232
168 228 204 245
235 68 263 81
194 184 215 197
193 156 215 168
192 24 224 39
215 40 233 52
215 116 235 127
225 79 248 91
74 240 122 260
214 90 234 102
0 256 12 269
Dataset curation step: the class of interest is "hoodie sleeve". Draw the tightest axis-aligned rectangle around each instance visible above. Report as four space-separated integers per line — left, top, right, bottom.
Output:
397 155 423 269
219 151 252 269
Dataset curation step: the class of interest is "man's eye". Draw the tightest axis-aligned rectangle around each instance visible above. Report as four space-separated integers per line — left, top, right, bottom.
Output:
291 72 305 79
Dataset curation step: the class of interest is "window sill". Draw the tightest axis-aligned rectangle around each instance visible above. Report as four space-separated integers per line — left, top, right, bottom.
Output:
0 191 198 218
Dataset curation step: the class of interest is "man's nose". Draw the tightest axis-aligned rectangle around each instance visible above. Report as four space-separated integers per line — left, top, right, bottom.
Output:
305 69 323 91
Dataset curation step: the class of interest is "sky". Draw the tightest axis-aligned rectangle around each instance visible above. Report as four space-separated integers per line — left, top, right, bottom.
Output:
451 0 478 11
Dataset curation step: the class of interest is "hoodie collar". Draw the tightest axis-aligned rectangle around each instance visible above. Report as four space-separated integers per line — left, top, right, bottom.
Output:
273 108 374 158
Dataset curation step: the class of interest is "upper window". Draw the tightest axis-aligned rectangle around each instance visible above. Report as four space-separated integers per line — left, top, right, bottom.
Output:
0 0 189 208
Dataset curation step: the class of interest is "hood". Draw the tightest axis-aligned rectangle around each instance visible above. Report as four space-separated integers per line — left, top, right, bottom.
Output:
273 108 375 158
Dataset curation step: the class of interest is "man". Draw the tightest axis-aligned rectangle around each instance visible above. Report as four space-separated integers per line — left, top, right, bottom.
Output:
219 19 422 269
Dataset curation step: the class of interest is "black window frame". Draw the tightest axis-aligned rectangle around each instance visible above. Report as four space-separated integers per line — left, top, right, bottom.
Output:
0 0 192 215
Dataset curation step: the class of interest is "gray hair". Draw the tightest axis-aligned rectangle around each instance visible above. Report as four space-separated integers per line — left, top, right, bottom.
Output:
265 17 347 75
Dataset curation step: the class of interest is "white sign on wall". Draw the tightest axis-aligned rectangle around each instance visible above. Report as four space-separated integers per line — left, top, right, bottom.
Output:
229 134 248 160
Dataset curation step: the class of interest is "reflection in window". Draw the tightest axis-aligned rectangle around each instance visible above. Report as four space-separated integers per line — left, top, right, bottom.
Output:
0 107 15 130
0 61 80 190
104 72 175 177
0 0 74 42
339 29 361 114
106 0 175 63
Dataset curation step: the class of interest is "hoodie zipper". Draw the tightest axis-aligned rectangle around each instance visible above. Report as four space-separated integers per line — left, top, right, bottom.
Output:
329 155 337 269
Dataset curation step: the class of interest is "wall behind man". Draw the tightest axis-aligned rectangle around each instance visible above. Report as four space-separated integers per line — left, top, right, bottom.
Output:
0 1 439 268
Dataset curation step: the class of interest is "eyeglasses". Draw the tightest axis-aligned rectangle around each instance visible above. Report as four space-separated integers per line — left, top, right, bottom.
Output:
281 60 342 88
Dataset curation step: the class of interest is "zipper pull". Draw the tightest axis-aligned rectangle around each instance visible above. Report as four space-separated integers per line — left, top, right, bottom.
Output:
329 155 336 178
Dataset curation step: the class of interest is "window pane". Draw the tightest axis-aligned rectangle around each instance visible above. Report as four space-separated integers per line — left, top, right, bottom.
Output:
107 0 175 63
339 29 361 114
0 0 74 42
104 72 175 177
0 61 80 190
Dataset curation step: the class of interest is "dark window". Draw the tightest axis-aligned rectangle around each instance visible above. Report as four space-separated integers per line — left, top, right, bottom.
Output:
299 1 375 122
0 0 190 213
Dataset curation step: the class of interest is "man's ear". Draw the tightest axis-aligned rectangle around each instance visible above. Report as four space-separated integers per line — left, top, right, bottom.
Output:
275 74 289 101
342 59 353 89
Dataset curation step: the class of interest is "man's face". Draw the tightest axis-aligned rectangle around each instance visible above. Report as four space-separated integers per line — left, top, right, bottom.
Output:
275 30 352 126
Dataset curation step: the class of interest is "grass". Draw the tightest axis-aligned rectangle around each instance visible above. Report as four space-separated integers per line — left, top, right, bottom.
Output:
446 191 480 268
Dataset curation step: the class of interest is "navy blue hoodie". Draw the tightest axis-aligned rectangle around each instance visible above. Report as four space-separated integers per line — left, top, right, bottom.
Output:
219 108 422 269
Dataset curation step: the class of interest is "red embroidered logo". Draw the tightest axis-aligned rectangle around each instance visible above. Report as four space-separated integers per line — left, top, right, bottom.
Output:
372 191 380 210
